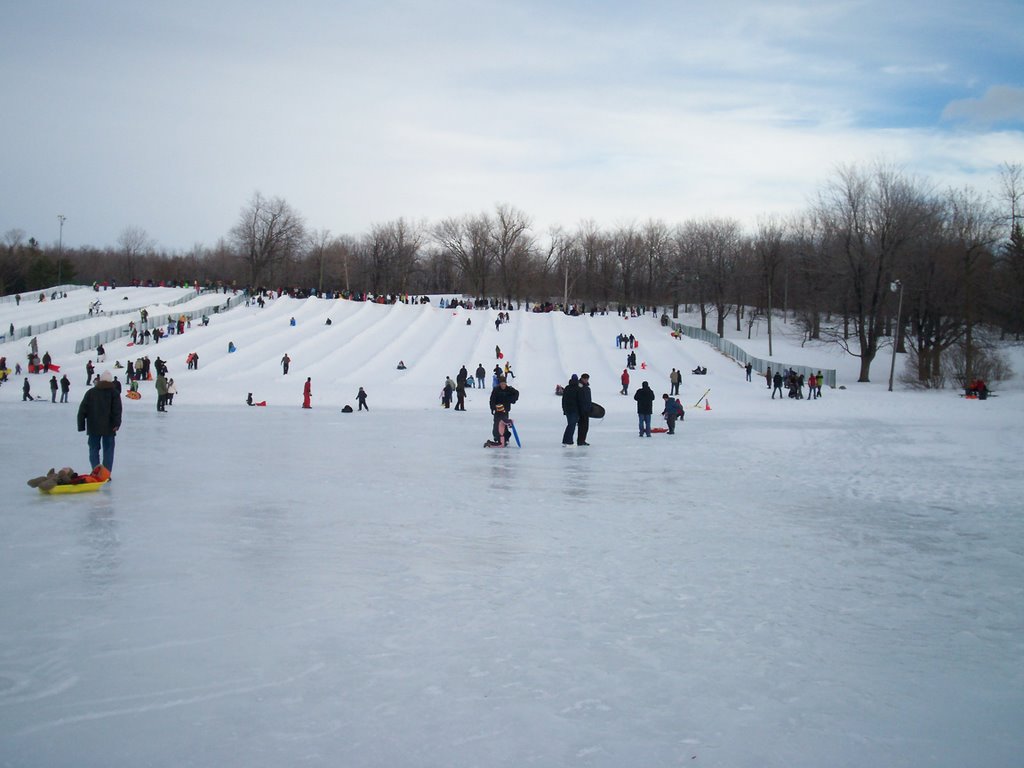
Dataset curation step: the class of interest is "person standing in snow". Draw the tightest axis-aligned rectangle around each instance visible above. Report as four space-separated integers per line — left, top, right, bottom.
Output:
357 387 368 411
155 372 168 411
77 370 122 471
302 377 312 408
634 381 655 437
772 371 784 400
60 374 70 403
86 359 95 385
281 354 291 375
620 368 630 395
455 366 468 411
670 367 681 395
662 393 683 434
561 374 581 445
475 363 486 389
49 375 58 402
488 376 519 446
22 377 32 401
577 373 593 446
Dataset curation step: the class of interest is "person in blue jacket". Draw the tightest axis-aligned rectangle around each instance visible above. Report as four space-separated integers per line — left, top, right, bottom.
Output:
662 393 684 434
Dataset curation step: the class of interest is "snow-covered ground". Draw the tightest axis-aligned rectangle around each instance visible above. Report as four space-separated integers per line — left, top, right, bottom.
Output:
1 289 1022 767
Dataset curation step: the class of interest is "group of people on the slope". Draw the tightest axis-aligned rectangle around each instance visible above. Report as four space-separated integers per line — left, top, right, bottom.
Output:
769 367 823 400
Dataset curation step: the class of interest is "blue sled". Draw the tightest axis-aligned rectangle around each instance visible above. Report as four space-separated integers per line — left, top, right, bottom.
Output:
509 420 521 447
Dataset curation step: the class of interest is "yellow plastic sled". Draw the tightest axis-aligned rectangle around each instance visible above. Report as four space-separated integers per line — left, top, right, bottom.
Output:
40 480 109 495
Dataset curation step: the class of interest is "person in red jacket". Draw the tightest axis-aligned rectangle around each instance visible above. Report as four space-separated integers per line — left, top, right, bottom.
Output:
302 377 312 409
620 368 630 395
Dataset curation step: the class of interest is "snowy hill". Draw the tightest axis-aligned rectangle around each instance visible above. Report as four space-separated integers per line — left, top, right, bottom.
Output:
2 288 1023 768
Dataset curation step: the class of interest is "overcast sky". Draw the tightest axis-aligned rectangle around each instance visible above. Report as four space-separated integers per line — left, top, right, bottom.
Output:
2 0 1023 251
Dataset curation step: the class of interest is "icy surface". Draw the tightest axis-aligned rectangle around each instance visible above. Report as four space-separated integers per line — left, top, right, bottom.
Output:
1 291 1023 767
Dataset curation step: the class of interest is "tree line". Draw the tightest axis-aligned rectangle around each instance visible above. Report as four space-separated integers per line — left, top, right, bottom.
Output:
3 161 1022 386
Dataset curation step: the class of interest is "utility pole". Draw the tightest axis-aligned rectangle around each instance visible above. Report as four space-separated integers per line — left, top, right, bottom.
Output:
888 280 904 392
57 214 66 287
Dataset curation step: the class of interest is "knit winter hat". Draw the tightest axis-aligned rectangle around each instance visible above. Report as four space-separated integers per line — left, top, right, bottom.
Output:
100 370 113 382
570 374 578 382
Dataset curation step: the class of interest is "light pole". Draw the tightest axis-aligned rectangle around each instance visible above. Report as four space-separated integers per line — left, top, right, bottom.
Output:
888 279 904 392
57 214 66 287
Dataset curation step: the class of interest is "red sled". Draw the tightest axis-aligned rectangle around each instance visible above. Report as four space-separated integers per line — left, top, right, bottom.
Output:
651 427 668 433
29 363 61 373
498 352 504 359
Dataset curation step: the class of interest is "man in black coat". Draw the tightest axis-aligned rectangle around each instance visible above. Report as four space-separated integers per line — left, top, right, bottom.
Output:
455 365 468 411
561 374 580 446
634 381 655 437
577 373 593 446
488 376 519 446
77 370 123 471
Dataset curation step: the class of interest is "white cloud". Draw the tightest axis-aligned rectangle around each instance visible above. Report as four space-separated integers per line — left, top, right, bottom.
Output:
942 85 1024 125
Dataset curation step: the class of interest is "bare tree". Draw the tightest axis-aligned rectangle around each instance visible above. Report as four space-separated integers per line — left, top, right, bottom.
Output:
433 213 493 297
489 204 534 302
687 217 742 336
116 226 155 283
944 187 1001 381
611 224 642 305
307 229 338 295
640 219 672 306
230 192 305 286
815 163 933 382
754 216 786 355
995 163 1024 338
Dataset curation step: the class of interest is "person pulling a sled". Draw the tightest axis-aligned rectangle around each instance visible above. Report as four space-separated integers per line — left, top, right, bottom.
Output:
487 375 519 446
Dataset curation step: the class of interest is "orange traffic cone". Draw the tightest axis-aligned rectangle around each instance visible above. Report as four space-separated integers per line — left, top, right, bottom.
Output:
704 399 712 411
